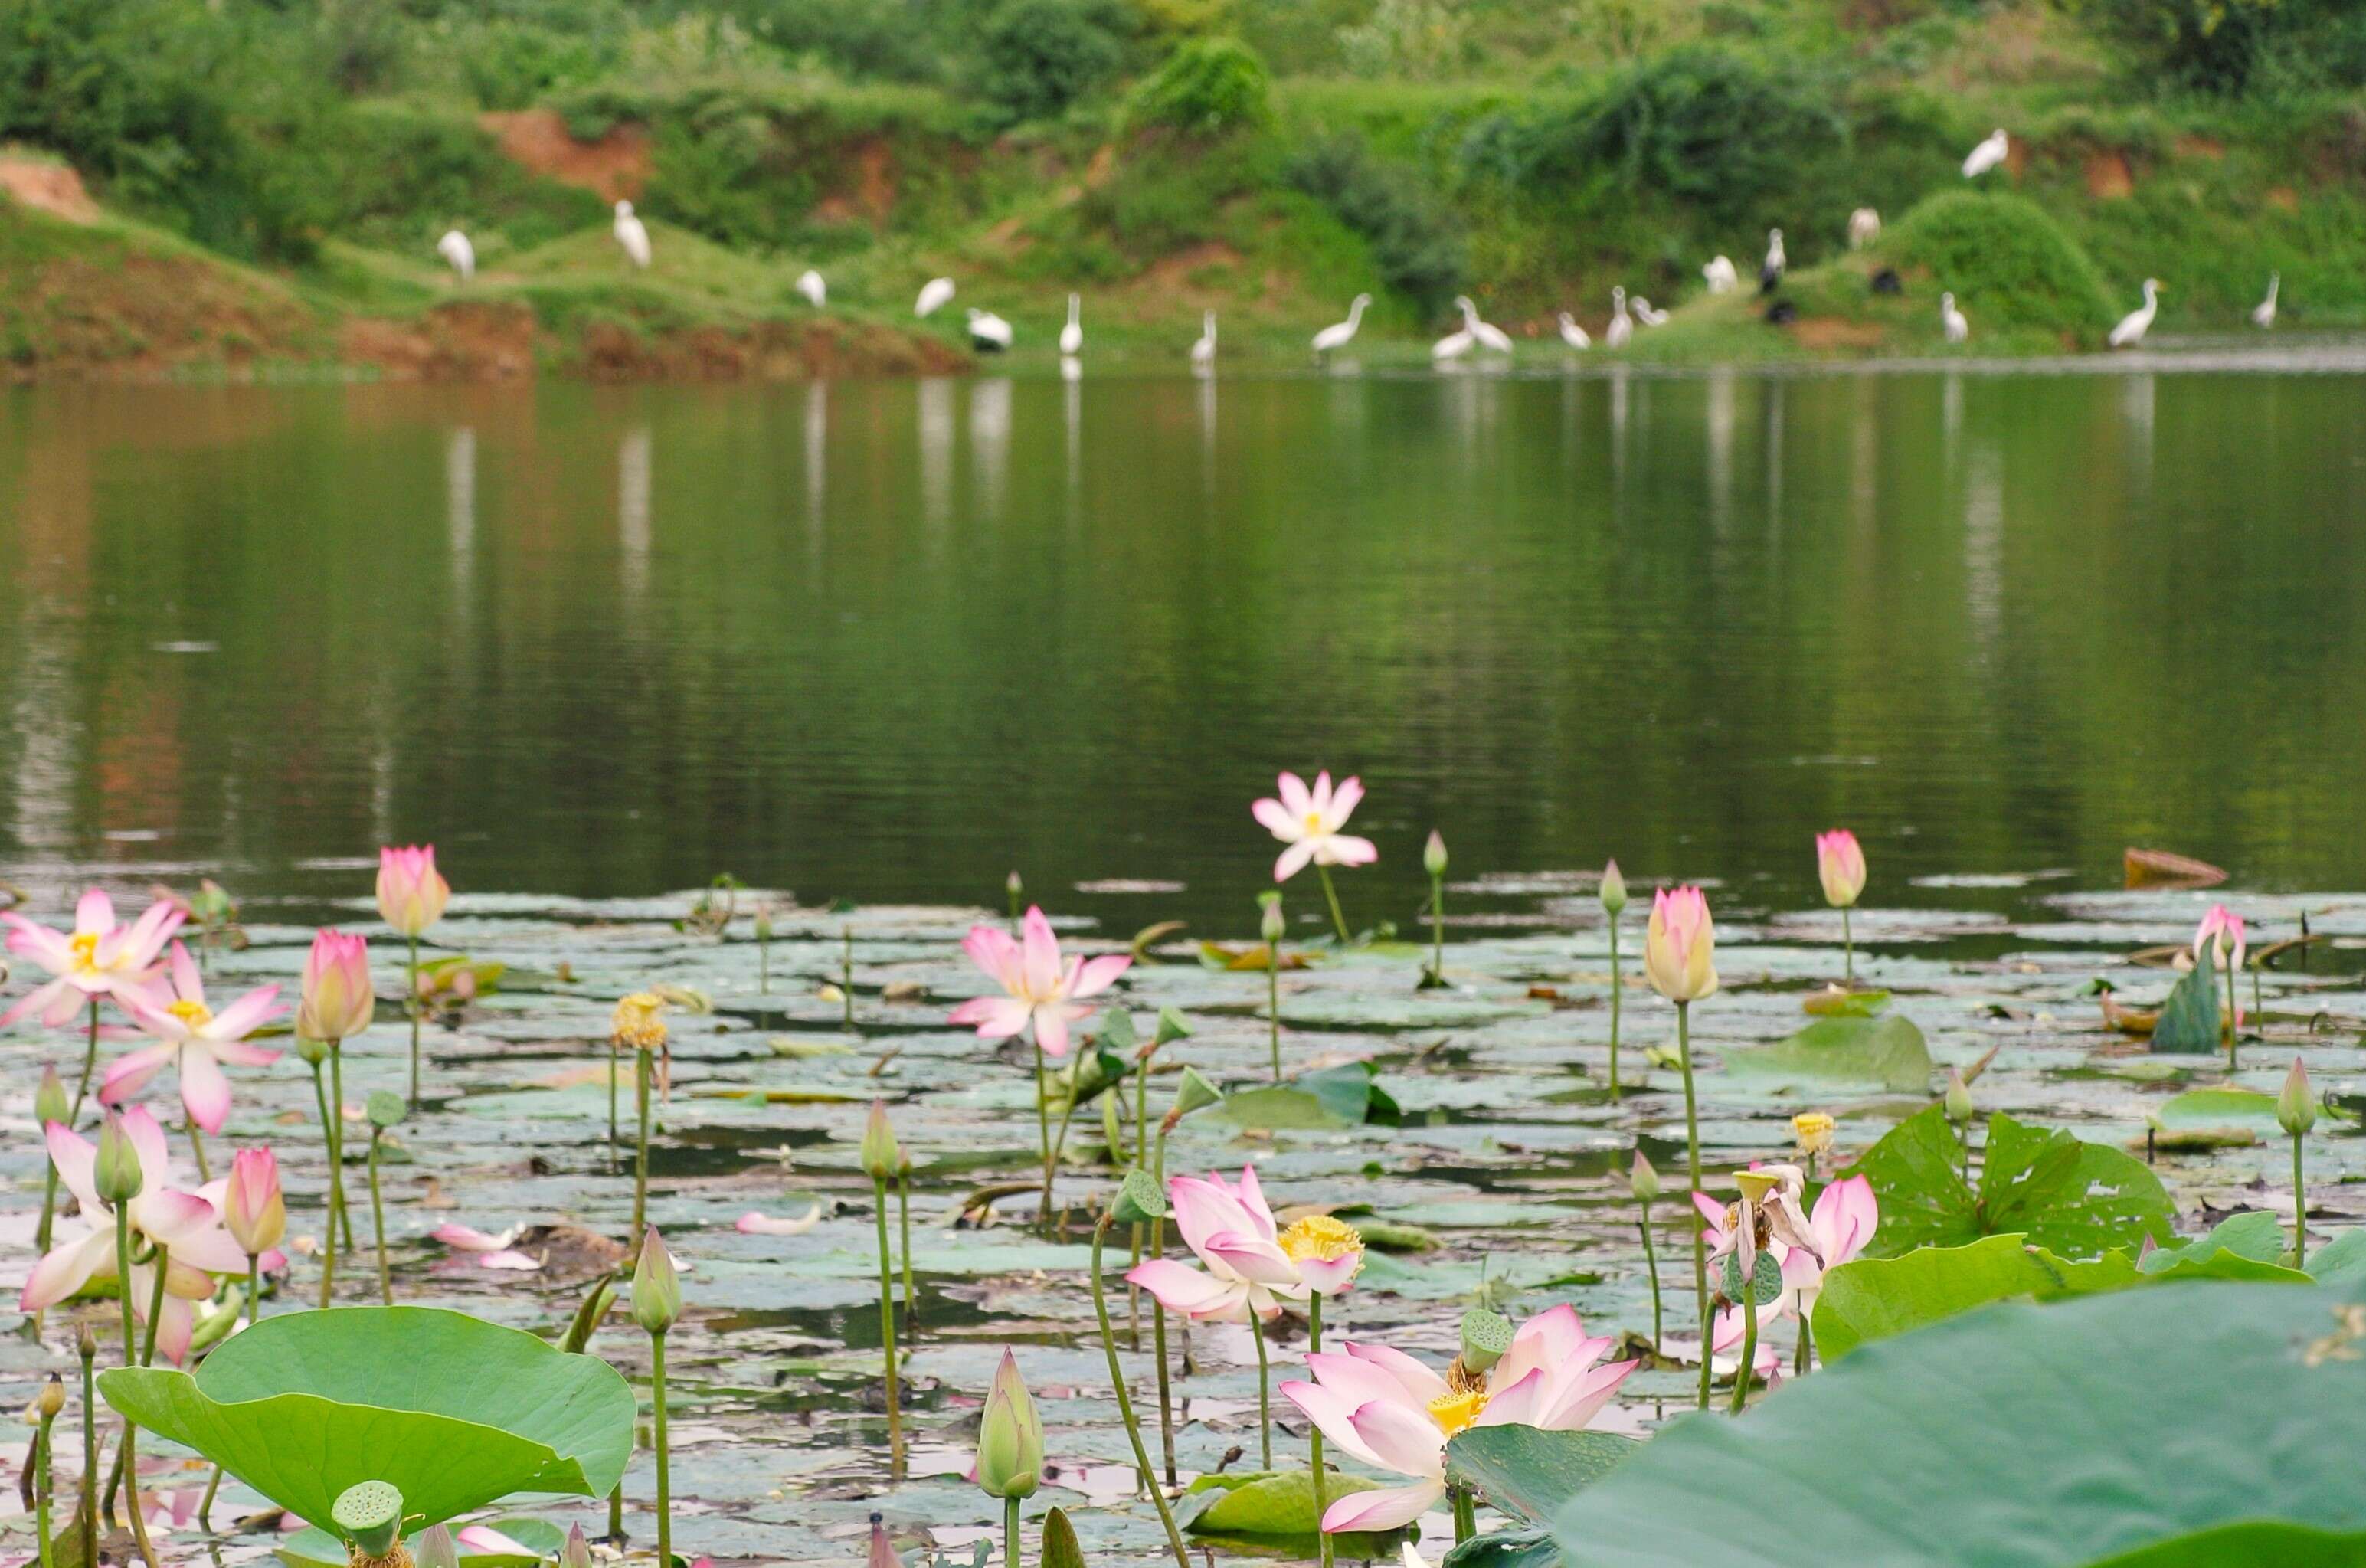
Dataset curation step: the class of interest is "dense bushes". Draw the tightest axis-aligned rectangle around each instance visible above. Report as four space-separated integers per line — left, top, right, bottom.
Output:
1284 133 1466 312
1883 191 2114 341
968 0 1134 125
1129 37 1274 136
316 106 605 254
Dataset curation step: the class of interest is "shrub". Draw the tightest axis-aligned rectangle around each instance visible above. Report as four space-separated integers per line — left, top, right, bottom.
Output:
968 0 1133 125
1284 133 1465 312
2054 0 2281 93
1883 190 2115 342
1128 36 1272 136
315 105 605 253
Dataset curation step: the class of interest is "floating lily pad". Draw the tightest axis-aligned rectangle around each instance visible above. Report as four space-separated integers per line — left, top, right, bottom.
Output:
1441 1527 1562 1568
2148 1088 2283 1133
1725 1015 1932 1093
1222 1063 1400 1131
1801 989 1890 1019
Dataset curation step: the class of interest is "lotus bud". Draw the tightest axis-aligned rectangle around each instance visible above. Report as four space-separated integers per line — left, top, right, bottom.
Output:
1278 1213 1365 1296
331 1480 404 1560
1258 891 1284 945
1006 870 1023 899
1423 830 1448 878
1169 1066 1223 1121
376 845 451 938
1109 1168 1167 1226
37 1373 64 1421
224 1147 286 1256
366 1090 406 1130
632 1226 682 1334
1628 1149 1661 1202
859 1100 902 1182
93 1114 144 1205
415 1525 460 1568
35 1063 67 1128
1599 859 1628 916
1815 830 1867 909
975 1348 1043 1499
754 909 773 941
191 879 235 925
2278 1057 2318 1137
1792 1111 1836 1160
1458 1308 1513 1374
1644 886 1718 1003
76 1322 95 1361
561 1522 593 1568
1943 1067 1974 1125
296 929 375 1043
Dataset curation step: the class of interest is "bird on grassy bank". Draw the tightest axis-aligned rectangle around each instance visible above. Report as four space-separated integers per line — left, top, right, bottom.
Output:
1942 292 1969 344
1605 287 1634 349
1702 255 1737 294
2109 279 2163 348
2252 272 2279 329
1059 293 1083 357
1312 293 1370 358
1964 128 2010 179
1849 208 1881 250
613 201 651 269
1190 310 1216 370
437 229 474 283
1557 312 1591 350
1631 297 1669 327
1458 296 1514 354
1760 229 1786 294
967 309 1013 352
915 277 955 318
796 270 826 308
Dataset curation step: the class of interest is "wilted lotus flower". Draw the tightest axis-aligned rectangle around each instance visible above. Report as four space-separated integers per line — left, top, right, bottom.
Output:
1644 887 1718 1003
221 1147 286 1257
1 889 185 1027
975 1348 1043 1499
948 906 1130 1059
375 845 451 938
1250 771 1378 883
296 930 374 1042
1791 1111 1836 1161
106 941 283 1134
1815 830 1867 908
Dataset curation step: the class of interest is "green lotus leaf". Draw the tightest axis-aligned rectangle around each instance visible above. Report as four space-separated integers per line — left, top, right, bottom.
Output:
2148 962 2221 1054
100 1306 634 1532
1725 1015 1931 1093
1442 1426 1638 1524
1852 1106 2175 1259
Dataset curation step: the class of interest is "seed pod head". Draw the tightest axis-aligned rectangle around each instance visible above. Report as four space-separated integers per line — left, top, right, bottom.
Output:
859 1100 902 1181
1109 1168 1167 1227
1628 1149 1661 1202
975 1348 1044 1499
1258 891 1284 944
632 1226 682 1334
1599 859 1628 916
1424 830 1448 878
1153 1006 1193 1048
366 1090 406 1131
331 1480 404 1559
1170 1066 1224 1121
1791 1111 1836 1160
37 1373 64 1421
415 1525 460 1568
93 1114 144 1205
1943 1067 1974 1124
35 1064 67 1128
1458 1308 1513 1374
2278 1056 2319 1137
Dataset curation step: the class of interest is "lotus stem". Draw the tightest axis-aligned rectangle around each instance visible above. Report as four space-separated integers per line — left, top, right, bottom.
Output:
650 1329 672 1568
1249 1311 1273 1469
1032 1036 1054 1229
608 1045 620 1172
70 999 100 1123
1003 1494 1020 1568
1150 1120 1177 1485
2292 1133 2308 1268
842 927 855 1033
185 1121 211 1183
1795 1317 1814 1377
1316 864 1350 945
2224 956 2240 1071
198 1255 260 1530
368 1126 393 1305
897 1166 918 1343
407 934 421 1108
872 1174 905 1471
1451 1483 1476 1544
329 1040 355 1253
1309 1291 1332 1568
1729 1290 1758 1416
633 1047 652 1239
1638 1201 1661 1354
35 1156 61 1260
116 1214 159 1568
1088 1216 1190 1568
79 1330 97 1568
1841 907 1854 989
34 1393 56 1568
1046 1072 1084 1229
313 1066 339 1308
1606 916 1622 1100
1267 952 1282 1083
607 1488 623 1546
1678 1000 1709 1412
758 926 770 994
1428 870 1445 984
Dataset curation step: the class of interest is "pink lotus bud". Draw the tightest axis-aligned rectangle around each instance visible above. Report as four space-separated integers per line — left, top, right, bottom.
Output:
1644 886 1720 1003
376 846 451 938
224 1147 286 1256
93 1114 144 1204
1816 830 1867 909
296 929 375 1043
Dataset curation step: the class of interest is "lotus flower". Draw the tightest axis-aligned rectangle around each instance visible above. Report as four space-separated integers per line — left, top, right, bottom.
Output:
2 890 185 1028
1126 1165 1308 1322
1778 1174 1877 1318
1644 885 1718 1003
1278 1213 1365 1296
1250 771 1378 883
1281 1305 1637 1533
376 845 451 938
103 942 283 1134
1816 830 1867 908
457 1526 541 1557
2193 903 2246 972
221 1147 286 1257
948 905 1130 1059
296 929 374 1042
21 1105 273 1362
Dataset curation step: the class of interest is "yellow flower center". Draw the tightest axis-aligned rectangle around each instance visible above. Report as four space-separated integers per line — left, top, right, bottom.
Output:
610 991 668 1052
1427 1388 1487 1437
1278 1214 1363 1264
1302 810 1327 834
166 999 213 1026
69 932 100 972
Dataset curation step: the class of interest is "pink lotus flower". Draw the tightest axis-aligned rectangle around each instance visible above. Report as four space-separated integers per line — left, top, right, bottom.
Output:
103 941 283 1134
296 929 374 1043
1 890 185 1028
377 845 451 938
1125 1165 1308 1322
1695 1170 1878 1344
21 1106 273 1363
1281 1305 1637 1533
1251 771 1378 883
221 1147 286 1257
1815 830 1867 908
2193 903 2246 972
948 905 1130 1059
457 1526 539 1557
432 1221 540 1270
1644 885 1718 1003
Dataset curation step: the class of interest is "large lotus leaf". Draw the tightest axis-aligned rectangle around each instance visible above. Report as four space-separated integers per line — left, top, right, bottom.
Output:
1852 1107 2174 1259
101 1306 634 1531
2148 961 2220 1053
1724 1015 1931 1092
1552 1282 2366 1567
1443 1427 1638 1524
1442 1528 1563 1568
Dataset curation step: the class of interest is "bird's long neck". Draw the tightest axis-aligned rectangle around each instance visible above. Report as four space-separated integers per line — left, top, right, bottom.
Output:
1068 296 1080 326
1349 299 1365 326
2266 277 2279 305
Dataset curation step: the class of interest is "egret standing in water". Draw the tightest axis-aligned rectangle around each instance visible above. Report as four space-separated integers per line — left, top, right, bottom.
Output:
1556 312 1591 350
1941 292 1969 344
437 229 475 283
967 309 1013 352
1759 229 1786 293
2252 272 2279 329
1312 293 1370 358
796 270 826 307
1190 310 1217 371
1458 296 1514 355
1605 286 1634 349
1059 294 1083 357
2109 278 2163 348
1701 255 1737 294
613 201 651 269
915 277 955 318
1432 318 1474 362
1963 128 2010 179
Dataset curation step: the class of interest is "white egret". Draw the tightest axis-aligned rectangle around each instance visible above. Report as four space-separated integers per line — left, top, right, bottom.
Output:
1849 208 1881 249
1963 129 2010 179
967 309 1013 352
915 277 956 318
1458 295 1514 354
1701 255 1737 294
1631 297 1669 327
1605 286 1634 349
1759 229 1786 293
1190 310 1216 369
796 269 826 307
1059 293 1083 357
437 229 475 282
1432 324 1473 362
2108 278 2163 348
1941 291 1968 344
1556 311 1591 350
2251 271 2279 329
613 200 651 269
1312 293 1371 357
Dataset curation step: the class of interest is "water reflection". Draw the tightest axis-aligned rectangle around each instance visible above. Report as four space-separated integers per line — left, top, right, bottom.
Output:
918 378 954 533
446 427 476 601
970 378 1010 521
618 424 652 603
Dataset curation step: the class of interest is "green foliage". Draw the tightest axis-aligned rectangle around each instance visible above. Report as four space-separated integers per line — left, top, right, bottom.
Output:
1442 1427 1638 1524
1882 191 2116 345
316 104 604 254
2147 955 2223 1051
1852 1105 2177 1259
2059 0 2294 93
969 0 1134 126
1129 36 1273 136
1284 133 1466 310
1724 1013 1932 1092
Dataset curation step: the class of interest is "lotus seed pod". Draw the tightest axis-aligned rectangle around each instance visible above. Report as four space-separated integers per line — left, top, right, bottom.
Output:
366 1090 406 1130
34 1063 67 1128
1109 1167 1167 1226
1153 1006 1192 1047
632 1226 682 1334
1458 1308 1513 1374
1170 1066 1223 1121
331 1480 405 1561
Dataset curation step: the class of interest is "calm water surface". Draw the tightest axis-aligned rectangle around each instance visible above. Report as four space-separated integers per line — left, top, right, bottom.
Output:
2 367 2361 929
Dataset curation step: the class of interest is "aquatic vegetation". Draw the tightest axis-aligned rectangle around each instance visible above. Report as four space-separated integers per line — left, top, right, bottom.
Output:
298 928 374 1296
2194 902 2247 1067
632 1229 682 1568
2279 1057 2317 1266
1815 830 1867 987
1421 833 1448 987
1090 1171 1190 1568
859 1099 906 1470
365 1092 405 1304
377 844 452 1107
611 990 669 1236
1643 884 1719 1409
1599 862 1626 1098
976 1348 1044 1567
106 940 283 1177
1252 771 1376 943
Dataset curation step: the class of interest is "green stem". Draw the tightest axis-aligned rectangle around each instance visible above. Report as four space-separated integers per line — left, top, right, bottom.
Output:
1310 1292 1331 1568
1451 1484 1476 1544
329 1041 353 1253
407 934 421 1108
1795 1316 1813 1377
1046 1079 1082 1228
313 1066 339 1308
1638 1203 1661 1354
201 1255 260 1530
1032 1036 1053 1229
1429 872 1444 983
842 928 855 1033
35 1159 60 1260
1151 1125 1176 1487
1606 915 1622 1100
874 1176 905 1471
898 1166 918 1344
633 1047 651 1239
35 1411 54 1568
2224 959 2240 1072
650 1330 672 1568
1003 1494 1020 1568
2292 1134 2308 1268
1678 1000 1709 1412
69 999 99 1123
115 1213 159 1568
185 1121 210 1183
368 1129 392 1305
1090 1219 1190 1568
1315 865 1351 945
1729 1289 1758 1416
609 1046 620 1171
607 1488 623 1546
1250 1310 1273 1470
79 1337 96 1568
1267 956 1281 1082
1841 907 1854 989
